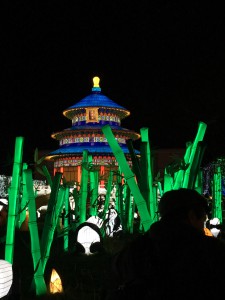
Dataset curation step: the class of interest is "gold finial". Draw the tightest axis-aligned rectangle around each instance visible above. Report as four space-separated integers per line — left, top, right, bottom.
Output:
93 76 100 88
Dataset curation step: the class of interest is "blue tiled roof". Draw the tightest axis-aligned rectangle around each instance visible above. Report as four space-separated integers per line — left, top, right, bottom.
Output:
52 124 140 142
65 91 128 111
63 124 136 132
47 144 140 156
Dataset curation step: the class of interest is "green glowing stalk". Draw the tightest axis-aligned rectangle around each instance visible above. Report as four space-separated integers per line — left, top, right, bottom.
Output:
40 172 63 272
102 171 113 224
163 169 174 193
73 186 80 224
123 183 134 233
89 168 99 217
115 168 122 212
182 122 207 188
63 187 70 252
5 136 24 263
173 142 193 190
152 185 159 222
126 138 141 184
140 127 156 220
102 125 152 232
25 169 47 296
79 150 89 224
139 141 149 211
186 141 206 190
41 165 53 188
116 167 123 221
88 154 98 217
17 163 28 229
212 164 223 223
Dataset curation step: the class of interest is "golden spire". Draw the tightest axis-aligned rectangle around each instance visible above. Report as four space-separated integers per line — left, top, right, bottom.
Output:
93 76 100 88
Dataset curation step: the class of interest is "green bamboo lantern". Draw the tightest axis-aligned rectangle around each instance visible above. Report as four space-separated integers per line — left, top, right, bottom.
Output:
41 165 53 188
63 187 70 252
163 169 174 193
126 138 141 184
114 168 122 212
212 164 223 223
140 127 156 219
123 183 134 233
102 125 152 232
182 121 207 188
101 171 113 219
5 136 24 263
186 141 206 190
17 163 28 229
173 141 193 190
89 169 99 217
25 169 47 296
114 166 124 225
152 184 159 222
40 172 63 272
88 154 99 217
73 185 80 224
79 150 89 224
139 141 149 211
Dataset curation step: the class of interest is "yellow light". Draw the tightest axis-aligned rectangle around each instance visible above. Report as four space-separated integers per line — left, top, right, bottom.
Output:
49 268 63 294
93 76 100 88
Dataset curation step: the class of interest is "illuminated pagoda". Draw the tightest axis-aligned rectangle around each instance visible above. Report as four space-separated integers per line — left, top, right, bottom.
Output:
45 76 140 187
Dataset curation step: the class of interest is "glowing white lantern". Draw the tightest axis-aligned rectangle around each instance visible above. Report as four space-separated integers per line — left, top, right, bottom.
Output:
77 225 101 255
0 260 13 298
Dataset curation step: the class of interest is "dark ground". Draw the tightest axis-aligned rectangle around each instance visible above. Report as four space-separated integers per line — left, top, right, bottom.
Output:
0 226 137 300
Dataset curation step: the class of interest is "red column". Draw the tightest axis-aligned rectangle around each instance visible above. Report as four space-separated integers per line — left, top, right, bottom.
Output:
100 165 105 188
77 165 81 186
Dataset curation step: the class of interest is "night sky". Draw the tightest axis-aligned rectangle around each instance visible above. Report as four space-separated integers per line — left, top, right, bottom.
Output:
2 2 225 173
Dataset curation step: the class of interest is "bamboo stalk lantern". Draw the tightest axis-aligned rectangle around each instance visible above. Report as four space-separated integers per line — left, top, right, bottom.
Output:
102 124 152 232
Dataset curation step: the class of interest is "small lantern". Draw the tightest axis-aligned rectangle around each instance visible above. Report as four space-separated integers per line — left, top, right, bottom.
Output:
49 268 63 294
0 259 13 298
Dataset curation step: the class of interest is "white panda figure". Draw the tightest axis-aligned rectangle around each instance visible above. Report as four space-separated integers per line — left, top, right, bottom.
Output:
105 208 122 237
210 217 221 238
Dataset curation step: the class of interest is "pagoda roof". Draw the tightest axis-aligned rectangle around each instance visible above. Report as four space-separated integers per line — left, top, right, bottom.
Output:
63 77 130 119
51 124 140 140
65 93 127 110
46 144 140 158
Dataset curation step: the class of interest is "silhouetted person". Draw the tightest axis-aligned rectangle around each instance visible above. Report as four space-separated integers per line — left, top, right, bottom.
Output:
106 188 225 300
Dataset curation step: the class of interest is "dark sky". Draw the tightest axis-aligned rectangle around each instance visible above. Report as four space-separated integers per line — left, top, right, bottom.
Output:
2 2 225 172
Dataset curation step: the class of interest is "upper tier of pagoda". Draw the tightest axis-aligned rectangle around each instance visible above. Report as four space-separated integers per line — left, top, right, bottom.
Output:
46 76 140 159
63 76 130 120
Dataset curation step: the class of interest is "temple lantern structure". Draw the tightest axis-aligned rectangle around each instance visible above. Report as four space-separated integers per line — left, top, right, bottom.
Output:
45 76 140 188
